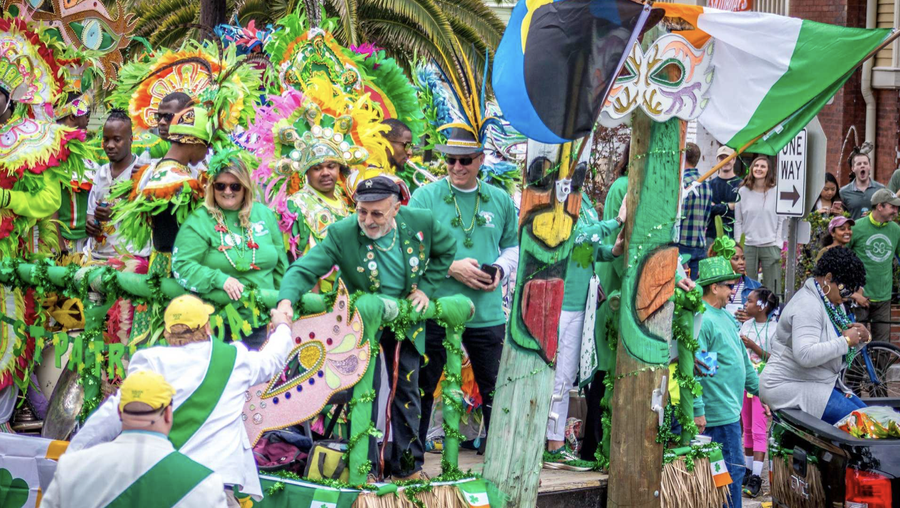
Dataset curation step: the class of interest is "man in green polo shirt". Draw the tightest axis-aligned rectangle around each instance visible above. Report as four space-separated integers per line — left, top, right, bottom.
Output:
409 128 519 454
848 188 900 342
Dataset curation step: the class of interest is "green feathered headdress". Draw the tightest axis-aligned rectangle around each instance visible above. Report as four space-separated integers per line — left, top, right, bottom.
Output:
107 38 267 133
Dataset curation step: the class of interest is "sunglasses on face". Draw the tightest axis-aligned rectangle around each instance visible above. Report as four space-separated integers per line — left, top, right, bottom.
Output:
719 282 736 290
837 283 857 299
155 112 175 123
445 156 475 166
390 139 412 150
214 183 243 192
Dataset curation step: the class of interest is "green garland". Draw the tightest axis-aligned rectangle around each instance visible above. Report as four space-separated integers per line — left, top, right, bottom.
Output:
662 442 723 472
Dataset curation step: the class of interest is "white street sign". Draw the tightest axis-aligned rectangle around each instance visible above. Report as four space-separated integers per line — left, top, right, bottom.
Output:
776 129 807 217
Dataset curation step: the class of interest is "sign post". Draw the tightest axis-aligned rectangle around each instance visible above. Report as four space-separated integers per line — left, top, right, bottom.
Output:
776 128 808 217
778 119 826 303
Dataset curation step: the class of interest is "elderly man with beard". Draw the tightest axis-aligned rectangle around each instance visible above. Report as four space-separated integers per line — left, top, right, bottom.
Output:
276 175 456 480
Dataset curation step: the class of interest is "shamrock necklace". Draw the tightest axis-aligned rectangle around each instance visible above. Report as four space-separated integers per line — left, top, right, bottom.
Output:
215 214 260 272
445 179 487 248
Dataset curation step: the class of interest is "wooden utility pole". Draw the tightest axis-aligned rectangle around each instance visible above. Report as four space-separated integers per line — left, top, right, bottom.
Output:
484 141 584 507
607 110 686 507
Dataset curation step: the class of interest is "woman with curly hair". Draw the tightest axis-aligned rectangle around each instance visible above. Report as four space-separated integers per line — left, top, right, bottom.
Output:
760 247 871 424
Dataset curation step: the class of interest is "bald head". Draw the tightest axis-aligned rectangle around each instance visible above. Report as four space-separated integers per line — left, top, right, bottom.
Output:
119 401 174 435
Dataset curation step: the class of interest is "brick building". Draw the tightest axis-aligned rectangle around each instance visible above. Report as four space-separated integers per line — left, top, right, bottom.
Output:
790 0 900 186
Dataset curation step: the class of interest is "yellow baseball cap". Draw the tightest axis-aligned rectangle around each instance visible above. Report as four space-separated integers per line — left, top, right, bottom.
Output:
119 370 175 412
164 294 215 332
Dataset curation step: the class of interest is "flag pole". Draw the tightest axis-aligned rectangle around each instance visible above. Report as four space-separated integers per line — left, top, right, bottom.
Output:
689 27 900 187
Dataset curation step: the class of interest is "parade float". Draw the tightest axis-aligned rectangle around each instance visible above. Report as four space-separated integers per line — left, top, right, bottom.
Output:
0 1 897 508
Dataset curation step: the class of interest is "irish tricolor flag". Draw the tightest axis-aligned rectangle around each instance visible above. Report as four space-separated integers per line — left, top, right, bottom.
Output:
708 448 733 488
661 4 892 155
457 479 491 507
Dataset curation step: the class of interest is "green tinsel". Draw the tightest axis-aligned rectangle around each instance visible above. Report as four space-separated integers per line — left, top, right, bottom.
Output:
59 263 81 299
662 442 723 472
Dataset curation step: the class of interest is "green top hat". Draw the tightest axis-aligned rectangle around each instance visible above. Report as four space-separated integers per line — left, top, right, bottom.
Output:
696 256 741 287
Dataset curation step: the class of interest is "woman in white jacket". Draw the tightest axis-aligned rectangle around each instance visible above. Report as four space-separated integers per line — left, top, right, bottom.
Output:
735 156 785 296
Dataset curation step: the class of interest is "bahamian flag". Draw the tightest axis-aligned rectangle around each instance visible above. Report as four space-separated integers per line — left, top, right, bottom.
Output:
493 0 652 143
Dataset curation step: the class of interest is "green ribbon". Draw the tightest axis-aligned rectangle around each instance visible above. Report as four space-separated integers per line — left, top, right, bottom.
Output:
170 340 237 449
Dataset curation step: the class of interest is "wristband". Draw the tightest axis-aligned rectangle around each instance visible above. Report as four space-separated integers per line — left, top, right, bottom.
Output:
0 188 9 208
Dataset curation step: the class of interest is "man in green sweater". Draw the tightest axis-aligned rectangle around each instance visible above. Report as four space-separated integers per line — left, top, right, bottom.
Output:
408 128 519 455
848 188 900 342
694 256 760 508
277 176 456 480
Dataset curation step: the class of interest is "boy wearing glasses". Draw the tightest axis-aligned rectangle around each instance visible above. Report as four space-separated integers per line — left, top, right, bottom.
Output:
408 127 519 454
694 256 761 508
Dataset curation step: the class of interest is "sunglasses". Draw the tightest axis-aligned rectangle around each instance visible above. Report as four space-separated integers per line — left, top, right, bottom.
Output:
155 112 175 123
445 156 475 166
214 183 243 192
718 282 736 290
390 139 412 150
837 283 857 299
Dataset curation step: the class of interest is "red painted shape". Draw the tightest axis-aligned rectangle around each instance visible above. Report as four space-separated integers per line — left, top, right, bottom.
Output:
522 278 565 361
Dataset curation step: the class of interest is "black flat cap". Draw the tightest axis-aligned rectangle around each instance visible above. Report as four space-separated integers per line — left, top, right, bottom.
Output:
354 175 401 202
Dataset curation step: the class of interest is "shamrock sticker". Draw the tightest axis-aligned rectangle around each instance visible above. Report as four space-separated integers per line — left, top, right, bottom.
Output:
0 468 29 508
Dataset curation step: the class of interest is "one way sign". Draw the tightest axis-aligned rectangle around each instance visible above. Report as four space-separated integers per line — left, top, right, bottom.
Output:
776 129 807 217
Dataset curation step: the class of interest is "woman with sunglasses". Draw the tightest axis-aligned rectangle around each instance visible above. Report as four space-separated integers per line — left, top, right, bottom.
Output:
760 246 870 424
172 159 288 349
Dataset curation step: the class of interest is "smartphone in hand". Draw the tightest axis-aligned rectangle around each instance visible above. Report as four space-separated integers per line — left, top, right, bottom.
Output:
480 263 498 283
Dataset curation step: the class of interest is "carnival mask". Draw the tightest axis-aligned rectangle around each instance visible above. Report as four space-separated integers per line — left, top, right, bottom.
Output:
600 33 714 126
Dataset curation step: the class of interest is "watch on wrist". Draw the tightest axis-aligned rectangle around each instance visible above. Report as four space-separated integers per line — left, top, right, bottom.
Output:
615 216 624 226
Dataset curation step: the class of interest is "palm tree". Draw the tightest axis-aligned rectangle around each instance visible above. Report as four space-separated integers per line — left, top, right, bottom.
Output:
128 0 506 77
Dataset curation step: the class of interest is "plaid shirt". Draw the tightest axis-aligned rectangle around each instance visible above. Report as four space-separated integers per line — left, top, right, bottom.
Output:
679 168 712 248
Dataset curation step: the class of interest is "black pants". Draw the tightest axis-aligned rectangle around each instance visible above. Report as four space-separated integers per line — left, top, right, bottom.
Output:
368 329 424 477
222 324 267 350
418 321 504 450
580 369 607 461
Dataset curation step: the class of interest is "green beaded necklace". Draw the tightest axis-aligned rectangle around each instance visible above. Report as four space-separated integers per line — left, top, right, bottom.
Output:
444 179 487 248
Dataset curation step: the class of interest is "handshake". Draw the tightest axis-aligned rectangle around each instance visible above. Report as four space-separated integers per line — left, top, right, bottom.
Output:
268 307 293 329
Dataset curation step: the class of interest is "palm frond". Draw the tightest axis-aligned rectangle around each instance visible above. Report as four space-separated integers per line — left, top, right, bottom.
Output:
325 0 360 46
358 0 455 55
236 0 276 24
436 0 504 49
